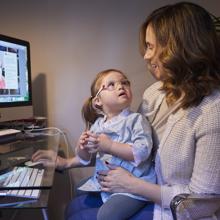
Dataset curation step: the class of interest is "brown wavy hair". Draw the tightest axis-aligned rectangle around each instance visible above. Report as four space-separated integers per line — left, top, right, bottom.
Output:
140 2 220 108
81 69 128 129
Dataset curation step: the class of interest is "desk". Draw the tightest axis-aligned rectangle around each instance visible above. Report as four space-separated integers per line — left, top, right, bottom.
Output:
0 133 61 220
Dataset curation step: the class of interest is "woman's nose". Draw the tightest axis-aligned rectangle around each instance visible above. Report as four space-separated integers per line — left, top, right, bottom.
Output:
144 50 151 60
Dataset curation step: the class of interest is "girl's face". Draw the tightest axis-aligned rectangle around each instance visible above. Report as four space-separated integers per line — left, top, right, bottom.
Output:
94 71 132 119
144 25 166 81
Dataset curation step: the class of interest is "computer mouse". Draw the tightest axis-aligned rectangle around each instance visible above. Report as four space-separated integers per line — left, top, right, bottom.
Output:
25 160 43 167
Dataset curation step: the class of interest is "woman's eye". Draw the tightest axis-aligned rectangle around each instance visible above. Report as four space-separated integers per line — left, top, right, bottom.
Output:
146 43 153 51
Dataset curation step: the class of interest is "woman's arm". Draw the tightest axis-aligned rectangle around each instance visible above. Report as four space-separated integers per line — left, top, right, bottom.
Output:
98 164 161 204
31 149 85 170
56 155 82 170
157 101 220 208
32 131 93 170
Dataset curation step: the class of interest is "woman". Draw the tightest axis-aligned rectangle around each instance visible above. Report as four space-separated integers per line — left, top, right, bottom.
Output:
96 2 220 219
35 2 220 220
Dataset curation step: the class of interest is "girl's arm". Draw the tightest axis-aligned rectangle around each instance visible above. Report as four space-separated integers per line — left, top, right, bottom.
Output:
84 131 134 161
98 134 134 161
94 114 152 164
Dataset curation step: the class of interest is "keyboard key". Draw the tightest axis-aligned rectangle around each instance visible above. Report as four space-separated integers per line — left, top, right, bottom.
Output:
1 166 44 199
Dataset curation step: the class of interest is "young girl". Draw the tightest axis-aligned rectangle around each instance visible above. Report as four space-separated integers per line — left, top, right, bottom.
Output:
33 69 155 220
73 69 155 220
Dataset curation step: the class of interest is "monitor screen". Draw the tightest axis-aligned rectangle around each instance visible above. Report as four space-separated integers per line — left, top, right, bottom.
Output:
0 34 33 122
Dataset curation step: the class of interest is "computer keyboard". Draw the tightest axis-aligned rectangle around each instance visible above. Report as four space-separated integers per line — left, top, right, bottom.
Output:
0 166 44 199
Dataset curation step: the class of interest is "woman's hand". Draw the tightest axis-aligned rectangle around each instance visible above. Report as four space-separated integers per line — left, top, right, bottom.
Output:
31 149 56 167
98 163 161 204
32 149 66 170
97 163 136 193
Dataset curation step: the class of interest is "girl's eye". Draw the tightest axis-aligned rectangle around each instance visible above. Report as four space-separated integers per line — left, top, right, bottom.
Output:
121 80 130 86
107 82 115 89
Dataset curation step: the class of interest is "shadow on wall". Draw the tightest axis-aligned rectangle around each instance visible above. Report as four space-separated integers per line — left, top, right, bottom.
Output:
32 73 48 118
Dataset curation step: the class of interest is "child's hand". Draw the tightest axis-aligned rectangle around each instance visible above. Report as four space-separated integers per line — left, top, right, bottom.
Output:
82 131 113 154
83 131 99 153
77 131 89 151
97 133 113 154
75 131 93 162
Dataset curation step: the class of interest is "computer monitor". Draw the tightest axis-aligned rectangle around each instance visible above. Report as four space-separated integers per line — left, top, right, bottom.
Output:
0 34 33 122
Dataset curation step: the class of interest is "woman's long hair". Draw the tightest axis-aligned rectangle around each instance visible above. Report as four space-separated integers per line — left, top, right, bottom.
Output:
140 2 220 108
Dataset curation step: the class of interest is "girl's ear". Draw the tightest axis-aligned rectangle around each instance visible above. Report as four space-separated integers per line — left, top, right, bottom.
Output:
92 96 102 109
92 96 104 116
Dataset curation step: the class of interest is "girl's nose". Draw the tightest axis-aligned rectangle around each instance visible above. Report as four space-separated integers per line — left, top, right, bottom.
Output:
117 82 123 89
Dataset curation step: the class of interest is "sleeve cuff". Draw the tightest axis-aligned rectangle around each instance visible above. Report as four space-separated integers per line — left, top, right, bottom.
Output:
130 144 149 167
161 184 191 209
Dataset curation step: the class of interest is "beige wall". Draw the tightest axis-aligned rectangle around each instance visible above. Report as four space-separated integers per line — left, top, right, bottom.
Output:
0 0 219 182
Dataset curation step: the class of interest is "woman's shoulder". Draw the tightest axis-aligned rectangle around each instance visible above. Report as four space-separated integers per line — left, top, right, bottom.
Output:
198 89 220 109
138 81 165 116
142 81 165 108
186 89 220 124
142 81 163 99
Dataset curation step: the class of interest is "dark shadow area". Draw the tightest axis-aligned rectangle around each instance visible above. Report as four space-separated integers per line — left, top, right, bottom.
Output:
32 73 48 118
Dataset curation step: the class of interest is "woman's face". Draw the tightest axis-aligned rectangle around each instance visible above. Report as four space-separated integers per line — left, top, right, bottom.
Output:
144 25 166 81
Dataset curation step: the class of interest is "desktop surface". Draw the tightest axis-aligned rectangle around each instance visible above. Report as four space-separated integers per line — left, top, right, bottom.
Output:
0 188 50 209
0 134 59 190
0 133 60 210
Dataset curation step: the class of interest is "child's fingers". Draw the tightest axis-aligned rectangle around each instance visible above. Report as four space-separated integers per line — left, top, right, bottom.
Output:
86 131 98 138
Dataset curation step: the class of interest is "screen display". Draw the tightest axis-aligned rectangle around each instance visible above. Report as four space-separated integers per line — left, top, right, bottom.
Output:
0 35 32 107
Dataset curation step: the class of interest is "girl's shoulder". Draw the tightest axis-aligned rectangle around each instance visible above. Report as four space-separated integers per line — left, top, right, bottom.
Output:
125 111 150 126
127 111 145 119
89 116 104 131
